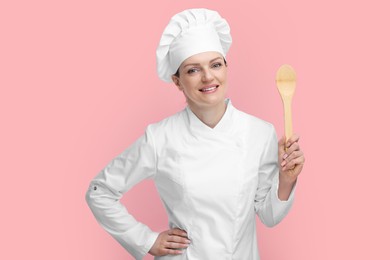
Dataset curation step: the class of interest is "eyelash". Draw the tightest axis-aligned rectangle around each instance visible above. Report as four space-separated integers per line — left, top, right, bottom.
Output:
187 68 199 74
212 62 222 68
187 62 223 74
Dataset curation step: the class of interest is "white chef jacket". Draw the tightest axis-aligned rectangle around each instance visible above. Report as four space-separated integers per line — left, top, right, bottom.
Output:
86 99 296 260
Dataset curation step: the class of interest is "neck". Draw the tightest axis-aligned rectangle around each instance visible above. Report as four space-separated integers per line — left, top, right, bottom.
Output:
188 100 227 128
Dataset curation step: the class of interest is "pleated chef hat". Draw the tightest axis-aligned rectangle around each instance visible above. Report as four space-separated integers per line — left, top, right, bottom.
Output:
156 8 232 82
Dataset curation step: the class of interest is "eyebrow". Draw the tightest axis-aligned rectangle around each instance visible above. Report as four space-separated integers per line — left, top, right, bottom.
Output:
182 57 223 68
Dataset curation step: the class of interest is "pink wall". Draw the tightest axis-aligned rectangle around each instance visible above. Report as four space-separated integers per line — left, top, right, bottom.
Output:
1 0 389 259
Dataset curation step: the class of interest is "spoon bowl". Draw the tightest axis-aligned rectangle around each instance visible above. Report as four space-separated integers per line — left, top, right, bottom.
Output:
276 64 297 145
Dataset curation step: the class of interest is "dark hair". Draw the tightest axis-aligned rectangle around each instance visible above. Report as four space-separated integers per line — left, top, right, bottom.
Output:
173 58 227 78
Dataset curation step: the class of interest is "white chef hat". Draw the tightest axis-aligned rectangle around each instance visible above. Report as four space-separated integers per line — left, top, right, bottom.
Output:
156 8 232 82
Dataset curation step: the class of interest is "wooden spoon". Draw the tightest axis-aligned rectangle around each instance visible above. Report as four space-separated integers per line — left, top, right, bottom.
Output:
276 64 297 145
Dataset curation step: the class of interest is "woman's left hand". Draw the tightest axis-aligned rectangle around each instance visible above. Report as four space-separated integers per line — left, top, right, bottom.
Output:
278 134 305 186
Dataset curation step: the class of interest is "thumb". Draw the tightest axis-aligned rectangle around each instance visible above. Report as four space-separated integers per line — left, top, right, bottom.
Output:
278 135 286 155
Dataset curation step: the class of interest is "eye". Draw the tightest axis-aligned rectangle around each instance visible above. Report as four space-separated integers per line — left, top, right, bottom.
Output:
187 67 200 74
212 62 222 68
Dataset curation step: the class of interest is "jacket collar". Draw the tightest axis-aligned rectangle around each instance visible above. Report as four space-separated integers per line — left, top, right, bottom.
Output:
185 98 235 135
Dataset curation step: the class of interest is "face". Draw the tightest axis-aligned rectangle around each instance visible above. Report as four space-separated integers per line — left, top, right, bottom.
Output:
172 51 228 110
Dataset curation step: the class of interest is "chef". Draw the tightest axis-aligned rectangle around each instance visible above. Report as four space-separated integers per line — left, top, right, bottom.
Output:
86 8 305 260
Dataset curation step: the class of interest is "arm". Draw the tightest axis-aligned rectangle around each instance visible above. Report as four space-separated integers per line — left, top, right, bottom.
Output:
85 126 159 260
254 126 299 227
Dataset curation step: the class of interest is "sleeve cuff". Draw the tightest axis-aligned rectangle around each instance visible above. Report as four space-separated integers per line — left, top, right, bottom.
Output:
274 180 297 203
270 180 296 222
141 231 159 258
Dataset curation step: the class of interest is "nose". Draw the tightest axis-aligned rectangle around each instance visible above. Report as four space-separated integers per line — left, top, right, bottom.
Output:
201 68 214 82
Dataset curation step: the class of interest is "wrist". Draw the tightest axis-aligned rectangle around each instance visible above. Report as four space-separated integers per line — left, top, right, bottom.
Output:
278 178 297 201
279 175 297 186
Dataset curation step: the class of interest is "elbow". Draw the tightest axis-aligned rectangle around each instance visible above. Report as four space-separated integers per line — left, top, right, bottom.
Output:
257 210 282 228
85 182 119 211
260 216 277 228
262 217 280 228
85 186 94 208
264 222 276 228
85 183 99 208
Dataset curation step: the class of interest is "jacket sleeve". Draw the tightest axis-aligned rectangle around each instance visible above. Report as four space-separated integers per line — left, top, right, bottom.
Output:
85 125 159 259
254 125 296 227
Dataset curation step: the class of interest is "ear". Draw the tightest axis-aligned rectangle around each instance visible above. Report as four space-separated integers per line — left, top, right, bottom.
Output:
171 75 183 91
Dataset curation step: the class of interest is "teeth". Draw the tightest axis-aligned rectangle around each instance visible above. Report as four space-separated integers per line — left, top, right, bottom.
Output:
201 86 217 92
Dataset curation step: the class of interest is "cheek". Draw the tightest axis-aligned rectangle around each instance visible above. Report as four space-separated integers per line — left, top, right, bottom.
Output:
217 70 228 84
180 83 194 97
181 78 199 90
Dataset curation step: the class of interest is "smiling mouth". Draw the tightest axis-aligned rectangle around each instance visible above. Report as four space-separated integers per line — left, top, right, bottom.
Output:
199 85 219 92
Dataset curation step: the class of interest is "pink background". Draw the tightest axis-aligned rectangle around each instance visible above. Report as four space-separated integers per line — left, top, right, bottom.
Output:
1 0 389 259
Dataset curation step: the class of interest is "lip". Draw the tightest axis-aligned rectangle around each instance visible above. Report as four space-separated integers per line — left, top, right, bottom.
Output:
199 84 219 93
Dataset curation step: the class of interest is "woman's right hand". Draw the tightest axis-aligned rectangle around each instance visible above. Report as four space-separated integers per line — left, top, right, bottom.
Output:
149 228 191 256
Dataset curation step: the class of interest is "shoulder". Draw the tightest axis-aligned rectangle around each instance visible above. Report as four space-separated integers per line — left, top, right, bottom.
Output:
145 108 186 135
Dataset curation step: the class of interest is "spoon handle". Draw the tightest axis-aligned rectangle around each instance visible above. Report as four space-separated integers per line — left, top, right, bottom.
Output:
282 98 293 145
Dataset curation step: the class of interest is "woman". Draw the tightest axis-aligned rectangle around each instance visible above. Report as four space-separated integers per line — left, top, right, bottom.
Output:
86 8 304 260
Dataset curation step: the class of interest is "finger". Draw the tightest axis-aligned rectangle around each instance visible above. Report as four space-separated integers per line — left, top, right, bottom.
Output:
169 228 188 238
285 142 300 155
294 163 304 173
283 156 305 171
167 248 184 255
286 134 300 148
281 142 300 163
278 135 286 154
167 235 191 244
283 161 304 176
161 248 184 255
280 151 303 167
164 241 190 249
285 150 303 163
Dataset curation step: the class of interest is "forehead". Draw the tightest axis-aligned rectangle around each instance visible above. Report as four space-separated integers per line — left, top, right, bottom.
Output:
181 51 223 66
